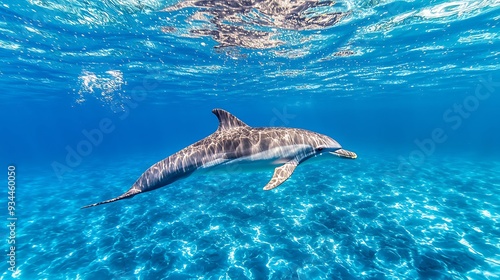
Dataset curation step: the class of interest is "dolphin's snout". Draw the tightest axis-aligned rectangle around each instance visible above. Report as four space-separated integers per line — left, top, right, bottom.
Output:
330 149 357 159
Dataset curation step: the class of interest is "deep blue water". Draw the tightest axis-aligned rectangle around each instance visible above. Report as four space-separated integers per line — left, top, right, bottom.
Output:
1 0 500 279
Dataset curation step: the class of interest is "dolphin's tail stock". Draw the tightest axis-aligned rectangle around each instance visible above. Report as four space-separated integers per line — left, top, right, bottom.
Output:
81 188 140 209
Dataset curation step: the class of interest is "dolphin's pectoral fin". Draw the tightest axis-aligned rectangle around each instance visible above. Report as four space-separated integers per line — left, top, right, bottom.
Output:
330 149 357 159
263 160 298 191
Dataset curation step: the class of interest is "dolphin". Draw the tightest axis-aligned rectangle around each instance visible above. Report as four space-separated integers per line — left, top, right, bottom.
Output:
82 109 357 208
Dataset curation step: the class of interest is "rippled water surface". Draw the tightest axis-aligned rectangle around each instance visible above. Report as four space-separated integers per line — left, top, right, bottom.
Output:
2 0 499 102
1 0 499 279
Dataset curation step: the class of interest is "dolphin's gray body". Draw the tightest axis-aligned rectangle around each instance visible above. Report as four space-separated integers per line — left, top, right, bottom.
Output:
82 109 357 208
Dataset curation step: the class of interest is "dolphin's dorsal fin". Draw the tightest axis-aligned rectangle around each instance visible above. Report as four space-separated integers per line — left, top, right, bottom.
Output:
212 109 249 131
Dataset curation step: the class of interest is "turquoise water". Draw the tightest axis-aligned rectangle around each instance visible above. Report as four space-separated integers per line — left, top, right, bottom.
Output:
12 155 500 279
1 0 500 279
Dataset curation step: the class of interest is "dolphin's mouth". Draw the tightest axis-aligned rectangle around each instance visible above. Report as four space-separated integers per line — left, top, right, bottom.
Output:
330 149 357 159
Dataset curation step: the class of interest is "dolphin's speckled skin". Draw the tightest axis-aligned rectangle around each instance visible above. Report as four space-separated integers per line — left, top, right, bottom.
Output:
82 109 356 208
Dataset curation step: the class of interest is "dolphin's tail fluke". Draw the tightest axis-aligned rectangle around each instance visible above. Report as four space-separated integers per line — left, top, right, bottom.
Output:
81 189 139 209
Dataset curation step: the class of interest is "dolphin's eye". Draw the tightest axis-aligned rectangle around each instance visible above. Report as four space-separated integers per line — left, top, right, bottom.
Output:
317 147 324 152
